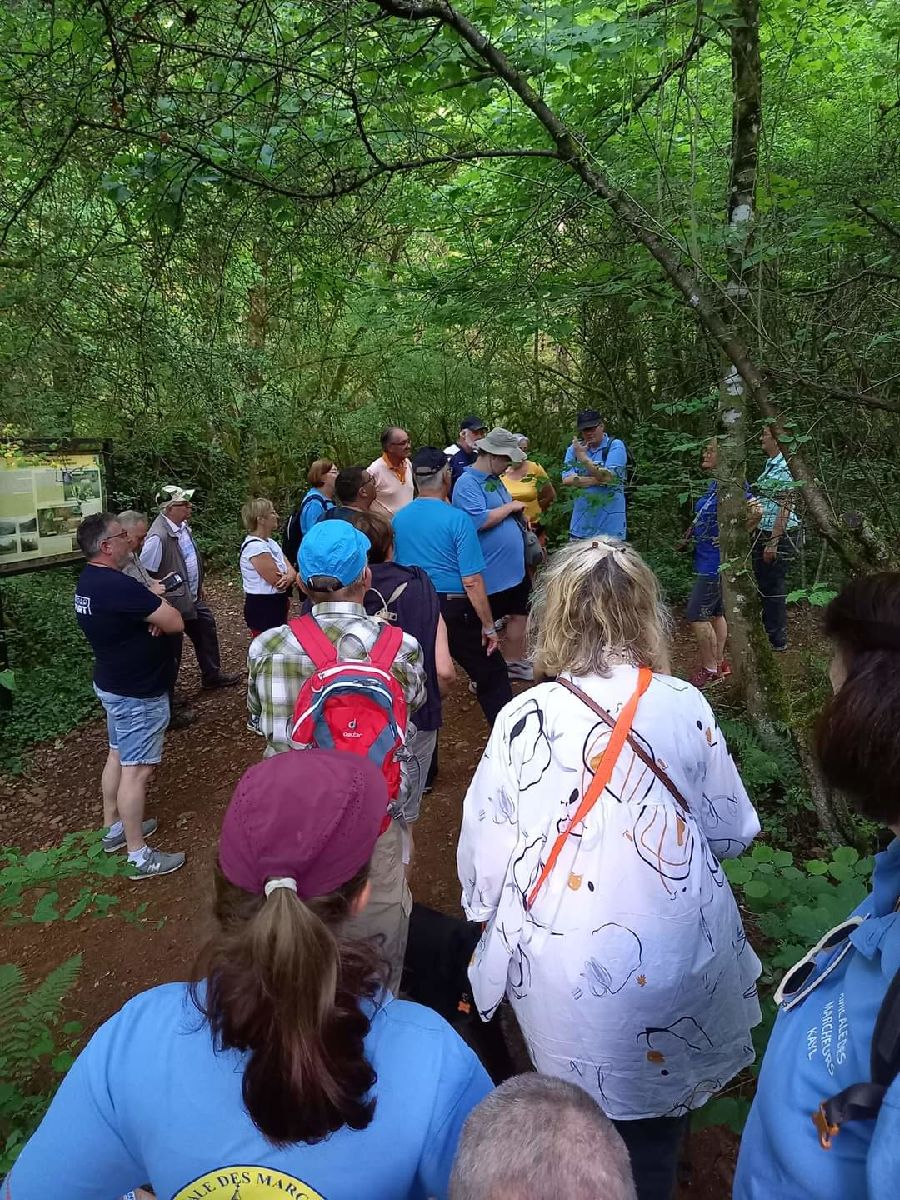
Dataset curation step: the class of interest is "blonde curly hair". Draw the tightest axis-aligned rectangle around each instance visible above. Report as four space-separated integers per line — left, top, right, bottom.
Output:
529 538 671 677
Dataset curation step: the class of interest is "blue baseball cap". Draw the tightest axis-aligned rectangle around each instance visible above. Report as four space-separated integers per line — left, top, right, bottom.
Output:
298 520 370 591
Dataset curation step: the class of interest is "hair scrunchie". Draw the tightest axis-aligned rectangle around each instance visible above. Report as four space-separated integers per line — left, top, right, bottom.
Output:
264 877 298 898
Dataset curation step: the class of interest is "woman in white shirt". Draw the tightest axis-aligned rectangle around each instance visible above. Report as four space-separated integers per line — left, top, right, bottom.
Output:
457 538 762 1200
240 498 297 635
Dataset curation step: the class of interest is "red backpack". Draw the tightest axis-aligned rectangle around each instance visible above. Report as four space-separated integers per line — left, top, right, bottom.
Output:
287 615 409 808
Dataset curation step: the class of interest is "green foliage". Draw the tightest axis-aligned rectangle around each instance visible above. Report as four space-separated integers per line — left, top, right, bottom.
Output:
0 956 82 1173
693 843 873 1133
0 831 134 924
0 571 97 772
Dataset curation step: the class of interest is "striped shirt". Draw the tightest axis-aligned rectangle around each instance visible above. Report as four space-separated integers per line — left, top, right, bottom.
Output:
246 602 427 756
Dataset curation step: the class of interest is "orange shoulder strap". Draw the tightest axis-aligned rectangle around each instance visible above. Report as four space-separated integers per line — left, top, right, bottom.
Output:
526 666 653 910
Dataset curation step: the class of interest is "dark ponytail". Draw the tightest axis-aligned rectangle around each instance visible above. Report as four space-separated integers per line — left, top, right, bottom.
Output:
815 572 900 824
191 863 382 1145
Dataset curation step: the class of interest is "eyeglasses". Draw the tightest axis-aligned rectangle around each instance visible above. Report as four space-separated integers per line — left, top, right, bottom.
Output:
773 916 864 1010
104 530 128 542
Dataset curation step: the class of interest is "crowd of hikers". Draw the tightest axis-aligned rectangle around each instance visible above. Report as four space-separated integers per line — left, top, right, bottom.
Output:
5 414 899 1200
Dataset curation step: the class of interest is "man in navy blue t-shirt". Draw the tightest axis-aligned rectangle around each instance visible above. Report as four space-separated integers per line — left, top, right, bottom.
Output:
74 512 186 879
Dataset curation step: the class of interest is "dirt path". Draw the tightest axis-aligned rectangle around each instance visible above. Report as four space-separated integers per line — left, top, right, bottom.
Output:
0 576 741 1195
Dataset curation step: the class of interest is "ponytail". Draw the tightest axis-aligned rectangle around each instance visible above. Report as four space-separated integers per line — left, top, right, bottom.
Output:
191 864 381 1145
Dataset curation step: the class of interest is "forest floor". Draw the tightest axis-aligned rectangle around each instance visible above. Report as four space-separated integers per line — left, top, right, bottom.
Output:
0 575 821 1197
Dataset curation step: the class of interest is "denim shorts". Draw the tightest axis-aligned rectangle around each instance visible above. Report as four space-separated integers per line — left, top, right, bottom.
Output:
93 686 169 766
686 574 724 621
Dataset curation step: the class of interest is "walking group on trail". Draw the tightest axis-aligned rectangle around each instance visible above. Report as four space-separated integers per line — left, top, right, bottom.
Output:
7 416 900 1200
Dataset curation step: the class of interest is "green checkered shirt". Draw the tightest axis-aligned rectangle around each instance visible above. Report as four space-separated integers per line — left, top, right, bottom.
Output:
247 602 427 756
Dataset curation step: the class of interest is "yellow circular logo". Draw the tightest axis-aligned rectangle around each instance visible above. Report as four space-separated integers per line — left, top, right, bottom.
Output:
173 1166 326 1199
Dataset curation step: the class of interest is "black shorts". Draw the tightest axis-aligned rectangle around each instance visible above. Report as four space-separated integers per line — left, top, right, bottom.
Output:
686 575 724 621
489 575 532 620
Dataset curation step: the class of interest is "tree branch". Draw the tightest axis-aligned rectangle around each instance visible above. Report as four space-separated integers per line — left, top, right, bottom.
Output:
852 199 900 246
767 369 900 415
77 118 560 202
598 30 710 145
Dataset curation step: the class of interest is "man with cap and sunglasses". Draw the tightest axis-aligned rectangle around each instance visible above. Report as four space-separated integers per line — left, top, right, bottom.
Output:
393 448 510 727
247 519 427 989
562 410 629 541
452 428 533 682
7 750 492 1200
141 485 240 707
446 414 488 493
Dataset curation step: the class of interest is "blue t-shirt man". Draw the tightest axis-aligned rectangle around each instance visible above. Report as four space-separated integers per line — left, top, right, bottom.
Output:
734 837 900 1200
692 481 721 577
562 420 628 540
75 564 176 698
393 497 486 594
6 984 493 1200
452 467 525 595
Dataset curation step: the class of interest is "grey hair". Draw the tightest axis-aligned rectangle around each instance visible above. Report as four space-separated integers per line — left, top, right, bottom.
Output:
301 567 367 603
117 510 148 530
511 433 528 448
75 512 119 558
415 465 449 493
449 1074 637 1200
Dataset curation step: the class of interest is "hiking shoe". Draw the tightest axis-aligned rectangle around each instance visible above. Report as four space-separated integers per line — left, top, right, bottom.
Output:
128 847 186 880
688 667 719 690
718 660 732 679
468 680 478 695
201 671 241 690
507 660 535 682
101 818 158 854
169 706 197 730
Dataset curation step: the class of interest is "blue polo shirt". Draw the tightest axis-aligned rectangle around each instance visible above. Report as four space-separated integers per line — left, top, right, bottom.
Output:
734 837 900 1200
452 467 525 595
6 984 493 1200
563 435 628 539
393 498 485 594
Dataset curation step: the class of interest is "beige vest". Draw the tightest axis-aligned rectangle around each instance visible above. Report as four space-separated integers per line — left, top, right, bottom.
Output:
145 512 204 618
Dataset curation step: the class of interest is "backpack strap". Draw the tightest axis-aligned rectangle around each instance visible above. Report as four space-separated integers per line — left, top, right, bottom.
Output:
526 667 653 910
815 964 900 1148
369 623 403 672
288 615 338 670
557 677 690 814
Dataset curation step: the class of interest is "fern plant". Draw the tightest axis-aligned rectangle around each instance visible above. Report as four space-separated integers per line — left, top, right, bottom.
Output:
0 955 82 1174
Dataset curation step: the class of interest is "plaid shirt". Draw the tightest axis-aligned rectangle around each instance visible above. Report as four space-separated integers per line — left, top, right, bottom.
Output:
247 602 427 756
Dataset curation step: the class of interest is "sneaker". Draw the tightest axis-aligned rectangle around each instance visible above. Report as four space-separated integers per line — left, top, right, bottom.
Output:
128 847 186 880
507 660 535 682
168 706 197 730
718 660 732 679
101 818 158 854
688 667 719 690
772 643 788 653
468 680 478 695
201 671 241 690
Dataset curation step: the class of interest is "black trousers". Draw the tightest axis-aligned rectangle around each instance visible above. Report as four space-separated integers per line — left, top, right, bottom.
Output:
613 1114 689 1200
439 594 512 728
752 530 799 650
180 599 223 686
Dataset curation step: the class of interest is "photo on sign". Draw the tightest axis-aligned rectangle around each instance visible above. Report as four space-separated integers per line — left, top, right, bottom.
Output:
18 517 37 534
20 536 39 553
0 537 17 558
62 469 101 502
37 504 82 538
0 520 16 538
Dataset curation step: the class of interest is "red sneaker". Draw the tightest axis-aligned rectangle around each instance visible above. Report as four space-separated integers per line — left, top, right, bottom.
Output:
718 660 732 679
689 667 719 690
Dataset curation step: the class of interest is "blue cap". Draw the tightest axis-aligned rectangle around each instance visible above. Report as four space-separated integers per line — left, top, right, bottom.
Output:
298 520 370 590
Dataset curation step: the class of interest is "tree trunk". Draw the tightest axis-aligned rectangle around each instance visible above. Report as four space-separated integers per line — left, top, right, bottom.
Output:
715 0 788 737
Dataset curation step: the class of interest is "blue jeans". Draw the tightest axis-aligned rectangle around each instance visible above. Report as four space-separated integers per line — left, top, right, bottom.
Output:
94 686 169 767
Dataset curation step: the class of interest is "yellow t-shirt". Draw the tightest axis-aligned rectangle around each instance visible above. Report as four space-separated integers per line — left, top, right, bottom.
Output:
504 460 550 523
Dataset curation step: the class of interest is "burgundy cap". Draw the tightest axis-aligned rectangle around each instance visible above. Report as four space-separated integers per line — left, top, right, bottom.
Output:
219 750 388 899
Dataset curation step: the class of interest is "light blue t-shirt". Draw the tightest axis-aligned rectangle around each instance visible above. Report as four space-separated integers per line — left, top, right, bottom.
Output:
6 984 493 1200
393 498 485 594
452 468 525 595
563 435 627 539
299 487 334 534
734 837 900 1200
